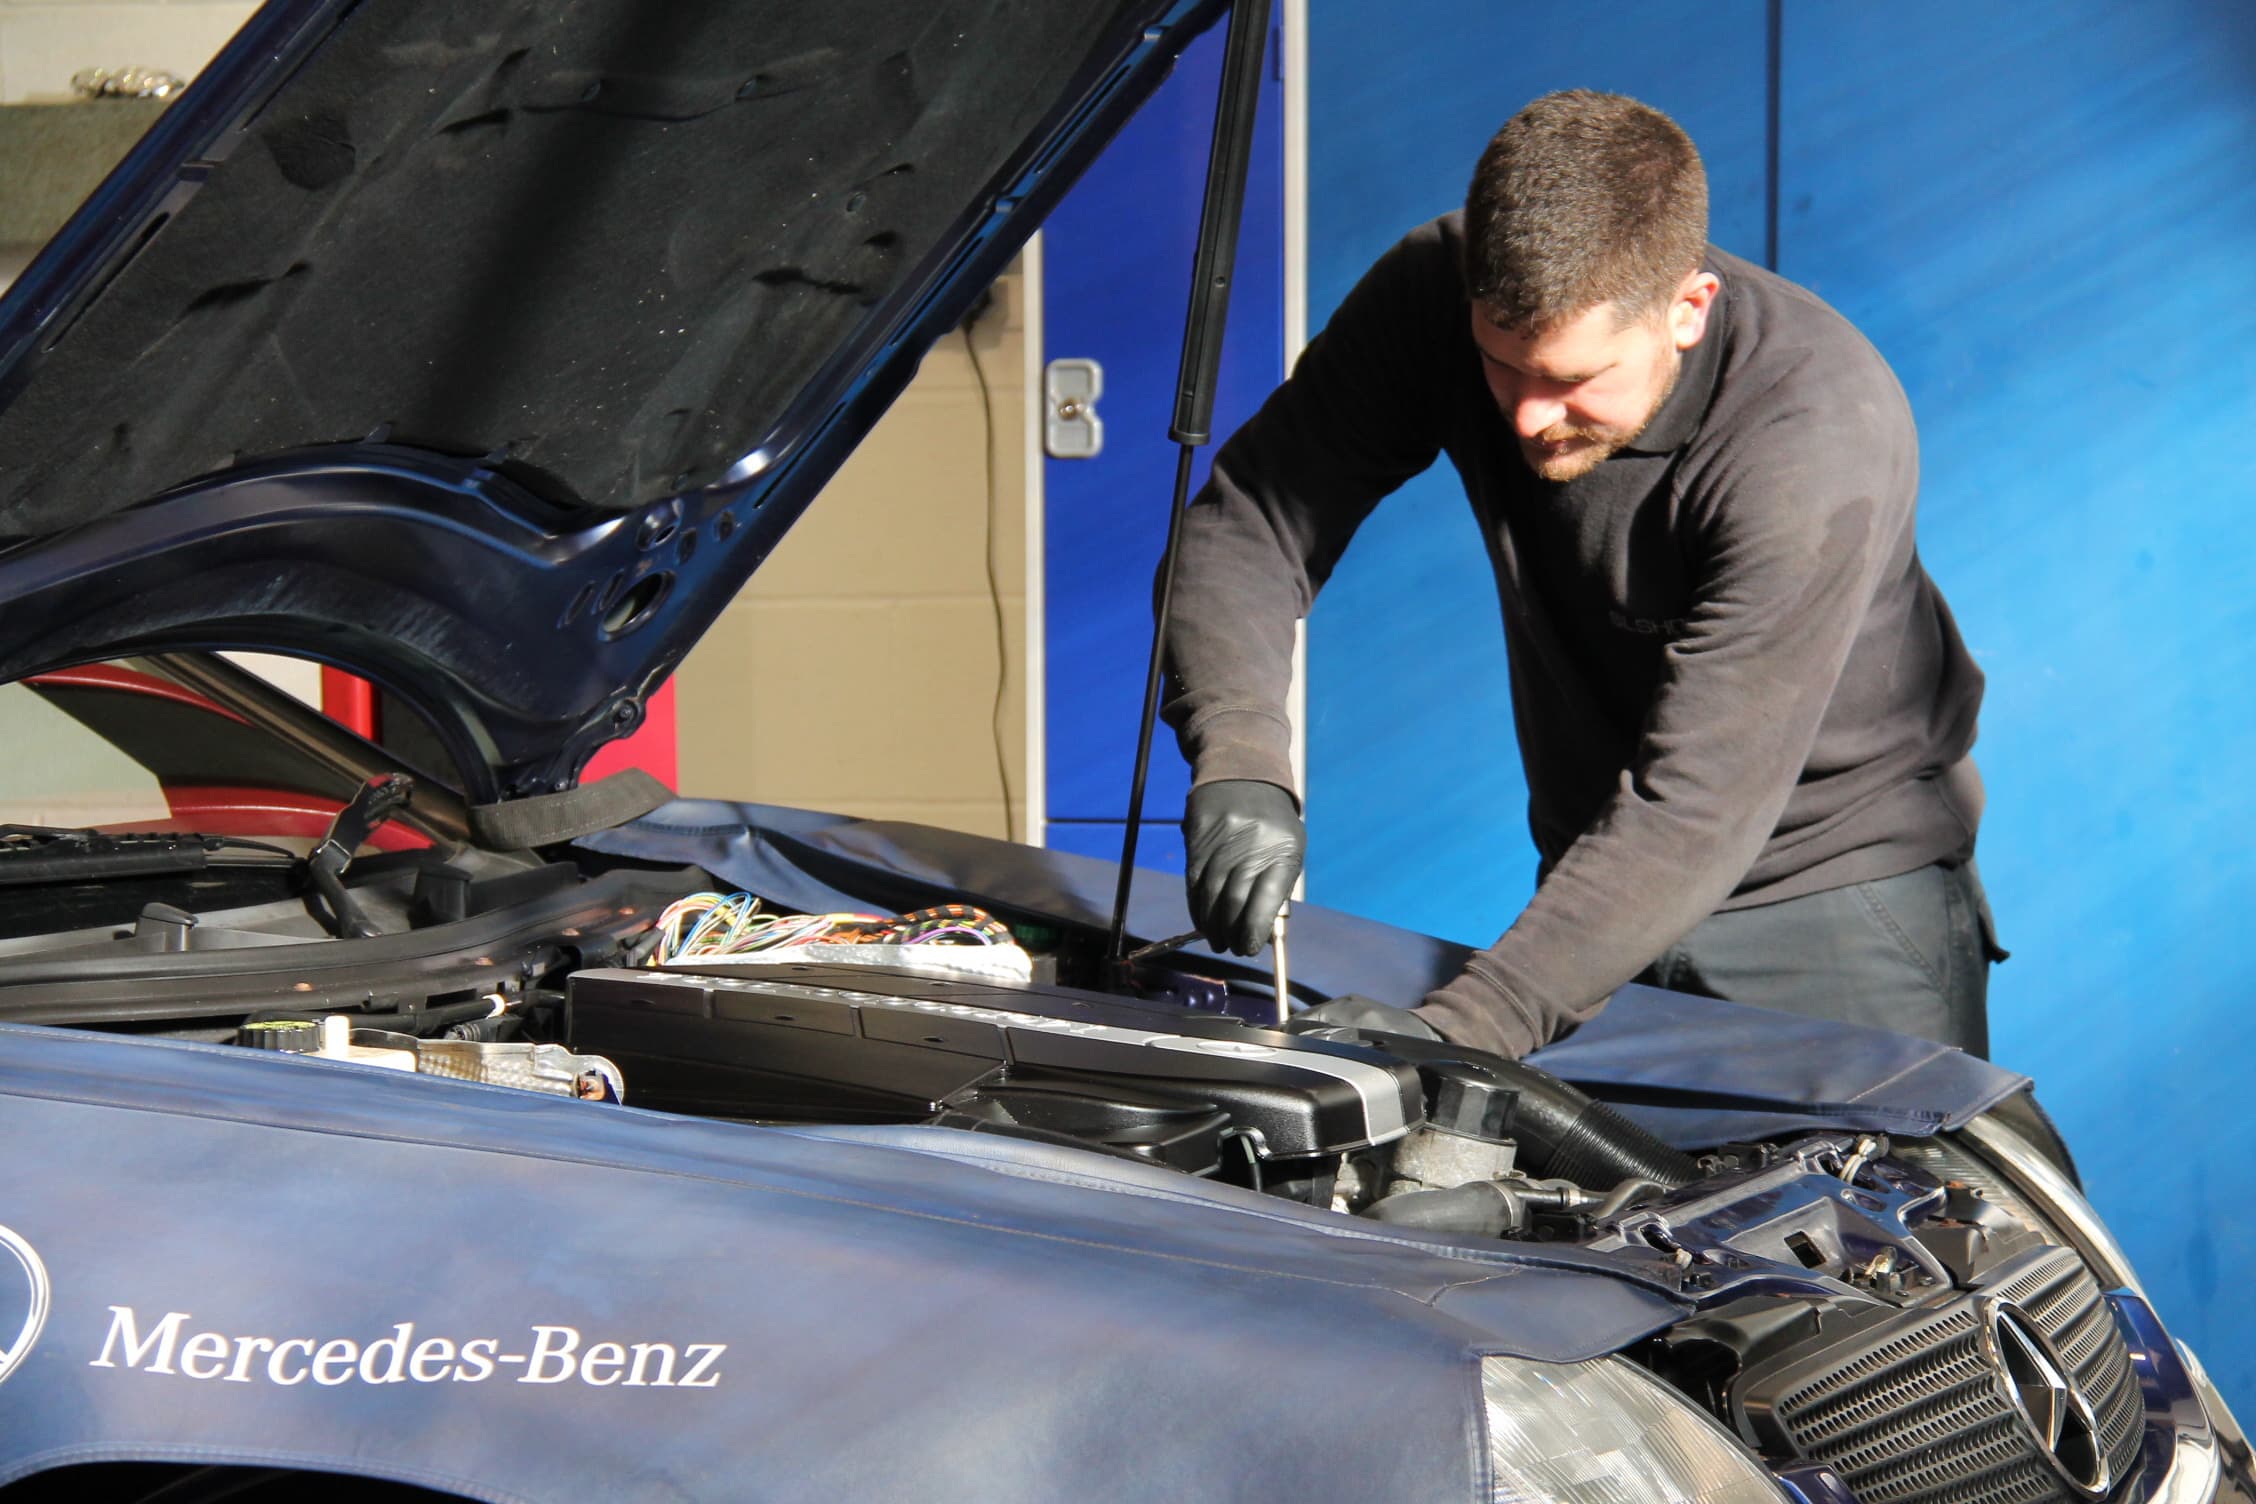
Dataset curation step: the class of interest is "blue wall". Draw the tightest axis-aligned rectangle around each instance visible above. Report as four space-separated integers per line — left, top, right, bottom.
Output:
1042 20 1285 873
1303 1 1771 939
1306 2 2256 1401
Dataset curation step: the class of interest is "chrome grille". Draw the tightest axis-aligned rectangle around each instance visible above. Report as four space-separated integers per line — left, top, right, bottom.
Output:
1742 1247 2145 1504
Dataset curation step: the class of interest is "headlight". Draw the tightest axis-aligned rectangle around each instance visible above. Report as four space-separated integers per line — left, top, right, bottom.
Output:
1958 1112 2146 1296
1481 1355 1788 1503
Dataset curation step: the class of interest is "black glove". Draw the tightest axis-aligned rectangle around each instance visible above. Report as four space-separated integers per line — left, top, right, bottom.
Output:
1285 994 1442 1042
1183 780 1305 956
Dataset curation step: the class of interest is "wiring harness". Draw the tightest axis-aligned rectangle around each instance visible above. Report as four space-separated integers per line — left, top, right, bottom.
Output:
649 894 1016 967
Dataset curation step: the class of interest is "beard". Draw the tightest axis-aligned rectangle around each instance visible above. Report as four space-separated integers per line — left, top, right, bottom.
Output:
1519 346 1683 483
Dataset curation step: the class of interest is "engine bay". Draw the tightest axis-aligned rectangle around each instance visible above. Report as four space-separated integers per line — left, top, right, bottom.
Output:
0 854 2159 1500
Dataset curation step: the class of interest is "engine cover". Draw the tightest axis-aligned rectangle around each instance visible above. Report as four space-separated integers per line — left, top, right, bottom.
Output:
566 964 1423 1161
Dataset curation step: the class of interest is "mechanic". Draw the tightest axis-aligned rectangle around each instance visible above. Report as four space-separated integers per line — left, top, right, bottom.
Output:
1161 90 2003 1059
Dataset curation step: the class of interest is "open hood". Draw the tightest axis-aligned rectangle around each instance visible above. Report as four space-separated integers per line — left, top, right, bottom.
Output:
0 0 1224 800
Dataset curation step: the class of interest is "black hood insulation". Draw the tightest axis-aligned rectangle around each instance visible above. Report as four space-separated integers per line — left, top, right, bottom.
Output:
0 0 1145 541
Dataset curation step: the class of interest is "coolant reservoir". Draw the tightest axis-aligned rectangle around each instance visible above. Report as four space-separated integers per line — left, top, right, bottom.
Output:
410 1038 624 1102
291 1014 622 1101
315 1013 417 1071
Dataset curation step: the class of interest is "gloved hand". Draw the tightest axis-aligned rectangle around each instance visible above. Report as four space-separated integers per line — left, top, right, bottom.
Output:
1285 993 1442 1041
1183 779 1305 956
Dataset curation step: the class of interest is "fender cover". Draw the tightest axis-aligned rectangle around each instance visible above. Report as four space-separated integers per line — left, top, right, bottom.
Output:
0 1021 1686 1500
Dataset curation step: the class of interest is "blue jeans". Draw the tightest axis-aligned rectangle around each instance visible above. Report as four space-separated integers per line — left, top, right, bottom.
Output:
1639 859 2003 1058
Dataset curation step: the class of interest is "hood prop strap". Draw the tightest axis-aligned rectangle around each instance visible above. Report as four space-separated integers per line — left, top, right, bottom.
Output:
469 768 674 850
1106 0 1275 972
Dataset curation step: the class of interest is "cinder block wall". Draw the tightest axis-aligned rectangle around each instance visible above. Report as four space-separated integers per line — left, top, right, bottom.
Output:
674 266 1033 843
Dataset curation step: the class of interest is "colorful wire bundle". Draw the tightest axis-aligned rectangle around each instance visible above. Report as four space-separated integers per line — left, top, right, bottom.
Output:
648 895 1014 966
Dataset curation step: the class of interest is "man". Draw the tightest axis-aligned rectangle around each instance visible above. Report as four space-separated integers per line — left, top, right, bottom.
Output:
1162 90 2000 1059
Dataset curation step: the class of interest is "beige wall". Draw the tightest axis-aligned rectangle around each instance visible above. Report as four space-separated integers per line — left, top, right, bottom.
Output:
675 263 1034 842
0 0 253 104
0 0 257 291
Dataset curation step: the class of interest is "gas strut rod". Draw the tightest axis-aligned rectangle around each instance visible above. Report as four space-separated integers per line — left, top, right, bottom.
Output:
1106 0 1276 970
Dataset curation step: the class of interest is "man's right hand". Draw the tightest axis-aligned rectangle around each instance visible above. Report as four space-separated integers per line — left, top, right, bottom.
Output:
1285 994 1442 1041
1183 780 1305 956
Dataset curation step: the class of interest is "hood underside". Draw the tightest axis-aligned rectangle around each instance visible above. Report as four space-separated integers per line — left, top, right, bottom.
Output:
0 0 1219 794
0 0 1172 533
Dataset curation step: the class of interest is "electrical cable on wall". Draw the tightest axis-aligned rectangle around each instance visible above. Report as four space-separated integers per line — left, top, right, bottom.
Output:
961 315 1018 843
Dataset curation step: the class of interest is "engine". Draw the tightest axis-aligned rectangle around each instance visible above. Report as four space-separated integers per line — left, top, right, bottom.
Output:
553 961 2146 1503
158 887 2153 1504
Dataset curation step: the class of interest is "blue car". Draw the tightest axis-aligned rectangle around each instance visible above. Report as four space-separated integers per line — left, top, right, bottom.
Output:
0 1 2242 1500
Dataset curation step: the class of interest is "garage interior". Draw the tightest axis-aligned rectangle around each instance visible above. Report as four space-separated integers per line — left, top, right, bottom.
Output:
2 0 2249 1425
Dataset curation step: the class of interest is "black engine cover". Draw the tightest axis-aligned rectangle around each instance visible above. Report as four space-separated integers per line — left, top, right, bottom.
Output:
566 963 1423 1161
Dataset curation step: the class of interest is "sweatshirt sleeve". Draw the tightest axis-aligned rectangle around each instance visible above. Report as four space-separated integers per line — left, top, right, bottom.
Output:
1160 223 1459 794
1418 368 1921 1057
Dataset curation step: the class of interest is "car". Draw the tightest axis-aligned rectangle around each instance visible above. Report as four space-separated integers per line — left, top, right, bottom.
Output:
0 0 2245 1500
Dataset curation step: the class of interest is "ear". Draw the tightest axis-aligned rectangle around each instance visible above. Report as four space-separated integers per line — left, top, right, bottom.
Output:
1669 271 1721 351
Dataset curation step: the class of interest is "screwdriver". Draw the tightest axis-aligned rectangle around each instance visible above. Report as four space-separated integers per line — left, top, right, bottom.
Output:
1271 906 1290 1026
1123 913 1291 1027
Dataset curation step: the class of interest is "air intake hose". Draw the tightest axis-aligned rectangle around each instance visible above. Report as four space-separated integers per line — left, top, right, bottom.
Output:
1414 1050 1698 1190
1504 1061 1697 1189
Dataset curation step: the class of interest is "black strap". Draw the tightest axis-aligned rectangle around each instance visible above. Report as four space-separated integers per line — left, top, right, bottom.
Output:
469 769 673 850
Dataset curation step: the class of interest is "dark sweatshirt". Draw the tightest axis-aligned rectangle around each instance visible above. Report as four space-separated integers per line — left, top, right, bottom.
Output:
1160 213 1986 1058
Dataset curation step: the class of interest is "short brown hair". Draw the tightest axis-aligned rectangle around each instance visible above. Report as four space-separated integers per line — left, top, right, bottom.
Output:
1462 90 1708 332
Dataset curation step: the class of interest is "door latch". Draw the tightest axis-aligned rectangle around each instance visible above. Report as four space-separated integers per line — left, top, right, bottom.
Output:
1044 358 1104 459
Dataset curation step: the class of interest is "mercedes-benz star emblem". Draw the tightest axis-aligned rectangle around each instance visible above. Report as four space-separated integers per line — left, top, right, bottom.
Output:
1987 1299 2109 1497
0 1224 48 1386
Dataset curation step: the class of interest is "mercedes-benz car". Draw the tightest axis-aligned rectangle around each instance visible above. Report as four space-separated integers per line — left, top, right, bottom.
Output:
0 1 2243 1501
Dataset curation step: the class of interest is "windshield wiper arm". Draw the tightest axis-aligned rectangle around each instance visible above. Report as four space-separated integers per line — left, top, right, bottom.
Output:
0 826 297 886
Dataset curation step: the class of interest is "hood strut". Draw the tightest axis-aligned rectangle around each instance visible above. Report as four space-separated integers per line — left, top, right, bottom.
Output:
1105 0 1275 971
151 651 473 846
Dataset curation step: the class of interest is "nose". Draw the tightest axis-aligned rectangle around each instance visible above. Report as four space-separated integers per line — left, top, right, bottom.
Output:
1513 393 1566 440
